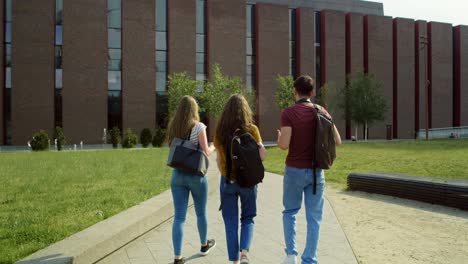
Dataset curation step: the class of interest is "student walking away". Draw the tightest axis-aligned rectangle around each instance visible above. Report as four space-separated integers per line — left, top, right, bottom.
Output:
277 76 342 264
214 94 267 264
166 96 217 264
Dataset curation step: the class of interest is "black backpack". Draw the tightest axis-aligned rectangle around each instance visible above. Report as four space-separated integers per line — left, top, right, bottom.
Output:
313 104 336 170
226 131 264 188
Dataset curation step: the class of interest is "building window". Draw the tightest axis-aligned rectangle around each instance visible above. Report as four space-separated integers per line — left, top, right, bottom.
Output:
155 0 168 127
4 0 12 145
315 11 321 92
108 0 122 130
246 4 255 92
196 0 207 91
55 0 64 127
289 8 297 79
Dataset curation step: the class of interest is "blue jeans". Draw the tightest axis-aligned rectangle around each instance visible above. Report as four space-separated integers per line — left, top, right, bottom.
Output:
220 176 257 261
171 169 208 256
283 166 325 264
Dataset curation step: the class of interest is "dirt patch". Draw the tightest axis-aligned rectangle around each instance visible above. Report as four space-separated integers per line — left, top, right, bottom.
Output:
325 187 468 264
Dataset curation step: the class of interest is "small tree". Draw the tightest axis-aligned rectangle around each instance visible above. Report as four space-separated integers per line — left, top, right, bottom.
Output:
53 126 66 151
140 128 152 148
200 64 247 118
110 127 121 148
345 72 388 140
316 82 339 115
275 75 295 110
31 130 50 151
152 127 166 147
167 72 199 118
122 128 138 148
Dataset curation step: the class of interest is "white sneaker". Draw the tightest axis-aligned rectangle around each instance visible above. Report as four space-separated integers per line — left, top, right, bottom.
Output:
281 255 297 264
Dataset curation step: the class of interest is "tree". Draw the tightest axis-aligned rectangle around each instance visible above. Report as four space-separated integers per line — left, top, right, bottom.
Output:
110 127 121 148
345 72 388 140
31 130 50 151
200 64 249 118
275 75 295 110
167 72 199 118
53 126 66 151
122 128 138 148
315 82 339 115
140 128 152 148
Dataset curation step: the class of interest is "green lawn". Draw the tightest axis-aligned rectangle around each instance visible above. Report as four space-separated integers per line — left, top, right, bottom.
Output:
0 148 172 264
264 139 468 186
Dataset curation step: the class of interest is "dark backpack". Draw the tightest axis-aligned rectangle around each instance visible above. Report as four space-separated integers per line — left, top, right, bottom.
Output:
226 131 264 188
313 104 336 170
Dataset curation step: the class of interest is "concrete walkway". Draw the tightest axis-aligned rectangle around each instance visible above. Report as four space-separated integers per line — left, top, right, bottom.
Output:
98 170 357 264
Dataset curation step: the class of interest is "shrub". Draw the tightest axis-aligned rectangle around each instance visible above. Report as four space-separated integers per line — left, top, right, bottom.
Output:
31 130 50 151
110 127 121 148
122 128 138 149
140 128 152 148
152 128 166 147
53 126 66 151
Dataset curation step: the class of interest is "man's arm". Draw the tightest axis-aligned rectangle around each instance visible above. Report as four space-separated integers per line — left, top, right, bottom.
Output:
277 127 292 150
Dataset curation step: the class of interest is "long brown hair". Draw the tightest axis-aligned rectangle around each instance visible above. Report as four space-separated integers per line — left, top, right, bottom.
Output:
166 96 200 144
215 94 254 147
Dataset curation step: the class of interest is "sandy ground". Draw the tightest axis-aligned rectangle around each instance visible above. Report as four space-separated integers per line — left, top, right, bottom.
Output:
325 186 468 264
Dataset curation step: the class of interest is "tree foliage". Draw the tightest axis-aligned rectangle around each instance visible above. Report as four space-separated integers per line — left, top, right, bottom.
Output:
140 128 152 148
53 126 66 151
275 75 295 110
122 128 138 148
31 130 50 151
167 72 199 118
344 72 388 139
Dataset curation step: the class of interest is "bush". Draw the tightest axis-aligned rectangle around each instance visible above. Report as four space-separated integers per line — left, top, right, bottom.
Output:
152 128 166 147
53 126 66 151
31 130 50 151
110 127 121 148
122 128 138 149
140 128 152 148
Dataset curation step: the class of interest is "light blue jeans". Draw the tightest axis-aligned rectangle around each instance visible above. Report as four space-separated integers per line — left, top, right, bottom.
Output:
220 176 257 261
283 166 325 264
171 169 208 256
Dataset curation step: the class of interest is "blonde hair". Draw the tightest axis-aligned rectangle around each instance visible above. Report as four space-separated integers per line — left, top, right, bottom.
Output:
166 96 200 144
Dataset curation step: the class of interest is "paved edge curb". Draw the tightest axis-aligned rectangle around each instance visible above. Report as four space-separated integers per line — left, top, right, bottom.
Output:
16 156 220 264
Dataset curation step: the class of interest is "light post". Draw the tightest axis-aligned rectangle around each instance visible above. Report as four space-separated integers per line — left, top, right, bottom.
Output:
420 35 430 141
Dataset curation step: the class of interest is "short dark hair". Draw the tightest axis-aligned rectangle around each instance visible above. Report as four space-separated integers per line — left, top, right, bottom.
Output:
294 75 315 96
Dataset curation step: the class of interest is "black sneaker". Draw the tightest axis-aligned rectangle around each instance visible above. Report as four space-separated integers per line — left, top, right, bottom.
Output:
200 239 216 255
173 257 185 264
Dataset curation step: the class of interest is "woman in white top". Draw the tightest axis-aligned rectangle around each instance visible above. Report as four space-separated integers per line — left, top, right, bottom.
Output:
166 96 216 264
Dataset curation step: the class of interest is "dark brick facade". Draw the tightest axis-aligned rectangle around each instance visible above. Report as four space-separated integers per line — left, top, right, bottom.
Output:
11 0 55 145
459 26 468 126
365 15 393 139
394 18 415 139
122 0 156 134
297 7 315 77
322 10 346 136
168 0 196 78
62 0 108 144
257 3 289 141
428 22 453 128
415 20 428 133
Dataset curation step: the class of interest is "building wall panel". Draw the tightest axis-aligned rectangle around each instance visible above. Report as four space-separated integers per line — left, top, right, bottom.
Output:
460 26 468 126
11 0 55 145
297 7 315 77
0 0 4 145
415 20 428 133
365 15 393 139
347 13 363 139
322 10 346 136
429 22 452 128
394 18 415 139
122 0 156 134
62 0 107 144
257 4 289 141
168 0 195 77
208 0 245 79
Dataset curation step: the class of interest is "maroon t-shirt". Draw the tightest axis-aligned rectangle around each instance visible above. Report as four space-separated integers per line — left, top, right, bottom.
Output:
280 103 331 169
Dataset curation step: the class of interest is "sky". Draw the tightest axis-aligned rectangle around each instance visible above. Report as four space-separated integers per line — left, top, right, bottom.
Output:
377 0 468 26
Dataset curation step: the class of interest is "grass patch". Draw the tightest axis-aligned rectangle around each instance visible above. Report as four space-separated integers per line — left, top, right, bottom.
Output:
0 148 172 264
264 139 468 186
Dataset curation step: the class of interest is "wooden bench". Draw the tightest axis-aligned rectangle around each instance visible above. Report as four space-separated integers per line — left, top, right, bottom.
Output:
347 173 468 211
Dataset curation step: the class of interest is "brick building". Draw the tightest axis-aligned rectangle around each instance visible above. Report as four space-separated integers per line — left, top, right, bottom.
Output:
1 0 467 145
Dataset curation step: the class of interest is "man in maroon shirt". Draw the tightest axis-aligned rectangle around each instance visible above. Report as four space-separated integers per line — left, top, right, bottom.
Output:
277 75 341 264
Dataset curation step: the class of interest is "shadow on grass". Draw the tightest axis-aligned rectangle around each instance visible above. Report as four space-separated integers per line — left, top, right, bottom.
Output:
16 254 72 264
